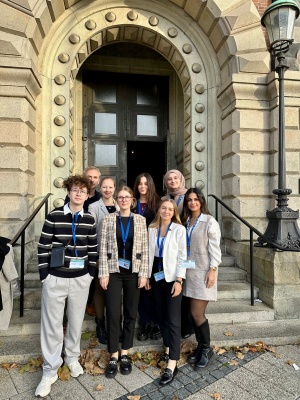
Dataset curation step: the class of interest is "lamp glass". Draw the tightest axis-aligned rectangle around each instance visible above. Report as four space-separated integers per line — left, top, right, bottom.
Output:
263 6 297 46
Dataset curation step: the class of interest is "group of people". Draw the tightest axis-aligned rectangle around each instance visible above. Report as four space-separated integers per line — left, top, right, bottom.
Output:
36 167 222 398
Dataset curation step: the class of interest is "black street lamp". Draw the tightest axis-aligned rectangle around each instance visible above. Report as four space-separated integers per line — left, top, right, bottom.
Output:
257 0 300 249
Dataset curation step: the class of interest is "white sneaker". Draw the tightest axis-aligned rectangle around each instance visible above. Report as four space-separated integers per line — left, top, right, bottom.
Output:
67 361 84 377
35 374 58 397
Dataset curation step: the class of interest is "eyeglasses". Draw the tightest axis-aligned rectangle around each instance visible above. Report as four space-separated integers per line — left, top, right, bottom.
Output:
117 196 132 201
70 188 88 195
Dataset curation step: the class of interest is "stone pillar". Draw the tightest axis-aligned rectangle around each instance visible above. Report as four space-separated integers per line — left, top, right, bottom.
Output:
0 57 41 267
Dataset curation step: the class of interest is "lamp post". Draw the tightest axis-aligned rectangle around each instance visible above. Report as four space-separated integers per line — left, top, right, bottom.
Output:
257 0 300 249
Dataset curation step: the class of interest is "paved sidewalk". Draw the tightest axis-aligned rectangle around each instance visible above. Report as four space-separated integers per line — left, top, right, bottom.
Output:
1 344 300 399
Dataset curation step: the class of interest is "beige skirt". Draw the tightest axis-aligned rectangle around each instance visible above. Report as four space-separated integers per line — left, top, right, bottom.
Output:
183 267 218 301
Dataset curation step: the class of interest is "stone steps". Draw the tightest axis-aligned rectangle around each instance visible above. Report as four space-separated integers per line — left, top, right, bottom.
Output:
0 319 299 364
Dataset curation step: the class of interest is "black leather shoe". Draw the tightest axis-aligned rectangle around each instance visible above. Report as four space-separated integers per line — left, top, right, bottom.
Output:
137 322 152 341
157 352 169 368
150 324 162 340
159 366 178 385
120 355 132 375
105 357 118 379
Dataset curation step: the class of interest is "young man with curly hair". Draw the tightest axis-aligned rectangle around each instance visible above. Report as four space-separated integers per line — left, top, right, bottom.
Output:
36 175 98 398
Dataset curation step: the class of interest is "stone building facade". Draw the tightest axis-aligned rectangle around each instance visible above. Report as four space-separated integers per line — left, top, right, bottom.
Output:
1 0 300 318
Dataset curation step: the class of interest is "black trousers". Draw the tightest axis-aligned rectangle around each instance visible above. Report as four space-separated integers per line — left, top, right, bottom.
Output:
151 275 182 360
105 271 140 353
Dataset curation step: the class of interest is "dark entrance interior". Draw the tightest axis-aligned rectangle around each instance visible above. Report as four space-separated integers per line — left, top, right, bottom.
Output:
127 141 165 196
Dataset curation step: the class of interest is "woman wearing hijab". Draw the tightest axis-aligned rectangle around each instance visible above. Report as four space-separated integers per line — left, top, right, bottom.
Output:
161 169 187 214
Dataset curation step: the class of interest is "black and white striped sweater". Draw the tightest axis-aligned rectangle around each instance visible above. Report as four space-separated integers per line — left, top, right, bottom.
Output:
37 207 98 280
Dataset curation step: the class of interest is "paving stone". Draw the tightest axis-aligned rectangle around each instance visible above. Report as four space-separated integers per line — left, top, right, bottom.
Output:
143 382 160 393
114 365 153 392
179 365 194 374
187 370 202 379
243 356 300 397
49 377 93 399
176 373 193 385
0 368 18 400
194 377 210 389
226 365 291 399
78 372 127 399
210 369 225 379
9 367 42 393
203 374 217 384
148 391 165 400
143 365 161 380
185 391 213 400
7 390 39 400
202 377 258 400
159 384 177 396
218 365 233 375
185 382 199 394
132 387 147 396
173 387 191 399
169 378 183 390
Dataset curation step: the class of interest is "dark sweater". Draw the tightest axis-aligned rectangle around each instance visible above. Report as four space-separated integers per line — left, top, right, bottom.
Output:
37 207 98 280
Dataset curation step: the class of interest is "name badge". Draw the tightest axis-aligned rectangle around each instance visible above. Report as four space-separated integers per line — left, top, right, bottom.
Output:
118 258 131 269
154 271 165 281
182 260 196 269
69 259 85 269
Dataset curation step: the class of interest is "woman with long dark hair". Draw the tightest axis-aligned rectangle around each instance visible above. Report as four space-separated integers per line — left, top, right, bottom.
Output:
181 188 222 369
132 173 161 341
148 199 187 385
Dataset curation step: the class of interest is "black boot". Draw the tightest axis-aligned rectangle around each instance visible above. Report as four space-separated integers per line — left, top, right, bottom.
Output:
95 317 107 344
187 323 202 364
194 319 213 369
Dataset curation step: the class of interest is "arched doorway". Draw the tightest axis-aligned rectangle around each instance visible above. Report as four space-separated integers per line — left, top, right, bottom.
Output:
80 43 175 194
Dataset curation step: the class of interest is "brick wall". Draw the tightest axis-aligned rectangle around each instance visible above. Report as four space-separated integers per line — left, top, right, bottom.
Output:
253 0 271 16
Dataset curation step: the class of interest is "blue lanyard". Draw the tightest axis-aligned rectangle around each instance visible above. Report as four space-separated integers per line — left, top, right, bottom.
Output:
169 194 184 206
186 215 201 258
118 212 132 258
72 212 80 257
157 222 172 270
137 200 146 216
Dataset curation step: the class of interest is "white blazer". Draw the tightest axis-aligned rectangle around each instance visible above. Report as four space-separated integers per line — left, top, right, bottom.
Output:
148 223 187 282
88 198 120 248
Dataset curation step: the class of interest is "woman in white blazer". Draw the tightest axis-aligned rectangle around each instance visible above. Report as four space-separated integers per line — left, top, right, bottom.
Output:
181 188 222 370
88 177 119 344
148 199 187 385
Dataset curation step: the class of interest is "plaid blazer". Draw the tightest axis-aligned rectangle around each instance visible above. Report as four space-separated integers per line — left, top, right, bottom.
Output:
98 212 148 278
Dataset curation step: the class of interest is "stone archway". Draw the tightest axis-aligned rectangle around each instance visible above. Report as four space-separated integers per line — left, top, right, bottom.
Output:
39 2 221 208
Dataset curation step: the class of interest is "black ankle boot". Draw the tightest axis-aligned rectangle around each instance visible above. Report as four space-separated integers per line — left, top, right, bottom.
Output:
95 317 107 344
194 319 213 369
187 343 202 364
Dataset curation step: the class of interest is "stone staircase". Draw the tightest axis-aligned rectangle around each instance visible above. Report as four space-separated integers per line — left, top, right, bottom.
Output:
0 253 299 364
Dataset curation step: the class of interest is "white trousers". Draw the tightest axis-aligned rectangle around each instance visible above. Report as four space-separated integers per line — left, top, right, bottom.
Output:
40 274 93 377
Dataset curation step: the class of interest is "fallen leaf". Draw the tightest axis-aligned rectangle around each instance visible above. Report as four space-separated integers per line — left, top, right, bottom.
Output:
286 359 295 366
127 396 140 400
95 384 104 391
92 366 105 375
58 365 71 381
19 364 31 374
223 331 234 337
236 352 244 360
1 362 18 370
180 340 195 354
81 331 93 340
209 393 222 400
216 348 227 355
266 346 276 353
229 359 239 366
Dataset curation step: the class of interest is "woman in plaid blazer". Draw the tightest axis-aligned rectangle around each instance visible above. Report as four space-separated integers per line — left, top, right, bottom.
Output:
99 186 148 379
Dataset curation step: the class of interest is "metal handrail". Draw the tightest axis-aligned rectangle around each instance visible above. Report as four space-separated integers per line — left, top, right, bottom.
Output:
10 193 52 317
208 194 300 306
